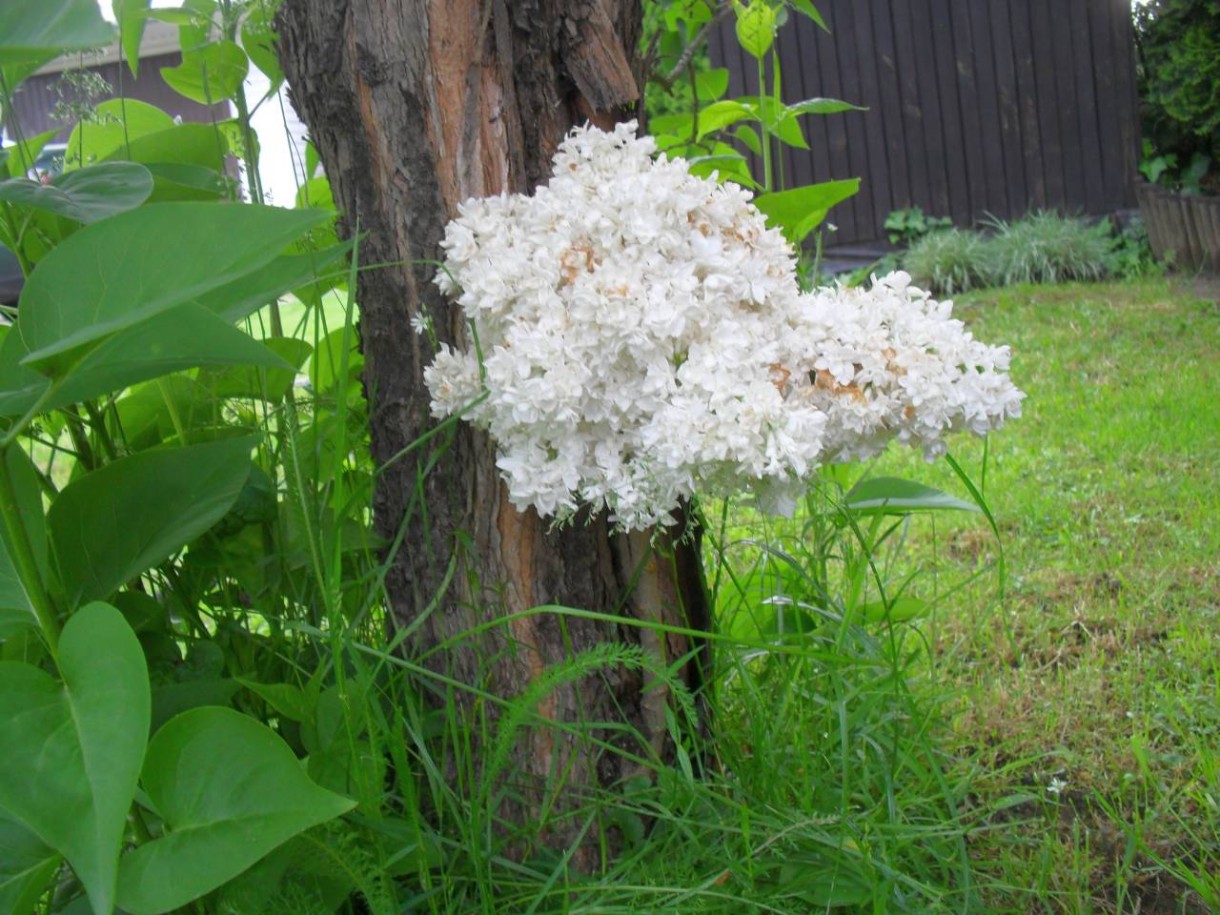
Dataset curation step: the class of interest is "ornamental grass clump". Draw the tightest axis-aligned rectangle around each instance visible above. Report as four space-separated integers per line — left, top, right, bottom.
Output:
901 227 988 295
424 122 1023 530
982 212 1119 286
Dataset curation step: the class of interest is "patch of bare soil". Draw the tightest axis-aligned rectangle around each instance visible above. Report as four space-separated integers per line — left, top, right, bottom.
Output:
1179 274 1220 307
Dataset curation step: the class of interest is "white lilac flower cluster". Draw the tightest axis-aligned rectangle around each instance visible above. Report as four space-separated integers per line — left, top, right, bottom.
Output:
423 122 1023 531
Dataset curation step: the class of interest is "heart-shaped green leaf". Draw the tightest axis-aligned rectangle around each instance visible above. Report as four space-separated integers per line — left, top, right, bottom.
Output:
695 100 754 140
856 597 930 624
0 813 61 915
0 163 154 224
16 202 329 374
64 99 173 170
782 97 865 118
0 303 292 419
104 123 227 174
161 40 249 105
116 707 356 914
790 0 828 30
753 178 860 245
48 436 258 605
694 67 729 102
0 603 149 915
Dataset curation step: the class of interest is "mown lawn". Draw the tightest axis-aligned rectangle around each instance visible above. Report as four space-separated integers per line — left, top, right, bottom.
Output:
863 277 1220 912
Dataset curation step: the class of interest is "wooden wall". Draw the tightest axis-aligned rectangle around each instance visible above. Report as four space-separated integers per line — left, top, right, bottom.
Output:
709 0 1142 246
4 53 229 142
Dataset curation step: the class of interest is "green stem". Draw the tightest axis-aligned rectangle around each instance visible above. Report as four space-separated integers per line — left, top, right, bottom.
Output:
61 406 98 472
222 0 283 340
0 446 60 654
82 400 120 460
757 55 772 191
155 379 189 446
770 46 786 191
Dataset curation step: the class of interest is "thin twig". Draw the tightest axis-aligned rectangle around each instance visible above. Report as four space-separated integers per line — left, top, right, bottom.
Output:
653 1 733 92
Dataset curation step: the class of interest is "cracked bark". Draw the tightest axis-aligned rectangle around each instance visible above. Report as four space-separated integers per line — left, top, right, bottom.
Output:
278 0 709 864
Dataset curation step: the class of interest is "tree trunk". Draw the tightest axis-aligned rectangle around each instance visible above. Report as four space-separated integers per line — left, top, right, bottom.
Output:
277 0 709 863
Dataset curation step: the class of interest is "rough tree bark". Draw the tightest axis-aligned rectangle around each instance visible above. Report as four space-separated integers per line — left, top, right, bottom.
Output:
277 0 709 862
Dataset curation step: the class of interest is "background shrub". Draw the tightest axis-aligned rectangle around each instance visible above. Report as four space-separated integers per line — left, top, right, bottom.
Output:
1135 0 1220 193
981 213 1118 287
902 228 986 295
902 214 1121 295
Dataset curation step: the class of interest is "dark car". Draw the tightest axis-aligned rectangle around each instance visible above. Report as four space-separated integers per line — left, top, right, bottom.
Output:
0 142 67 306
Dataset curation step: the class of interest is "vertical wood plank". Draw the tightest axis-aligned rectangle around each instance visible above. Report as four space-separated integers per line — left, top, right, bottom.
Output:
1069 1 1106 213
1008 0 1046 210
887 0 934 218
928 0 971 225
988 0 1026 217
806 11 865 242
1049 1 1087 210
850 0 894 240
869 0 915 217
967 1 1009 217
1110 0 1141 206
1087 0 1122 211
1029 0 1068 210
824 0 873 241
790 16 833 188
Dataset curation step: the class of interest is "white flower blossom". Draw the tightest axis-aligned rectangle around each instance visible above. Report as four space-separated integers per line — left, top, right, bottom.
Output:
423 121 1024 530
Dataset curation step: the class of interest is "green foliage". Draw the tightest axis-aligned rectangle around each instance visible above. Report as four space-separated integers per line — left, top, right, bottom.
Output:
116 708 356 914
901 226 987 295
1135 0 1220 194
0 0 114 63
883 206 952 246
902 213 1122 295
0 4 366 911
750 178 859 245
0 603 148 914
0 162 153 225
1109 214 1164 279
980 212 1118 287
0 813 60 915
161 39 250 105
1 3 1138 913
47 437 258 605
643 0 861 247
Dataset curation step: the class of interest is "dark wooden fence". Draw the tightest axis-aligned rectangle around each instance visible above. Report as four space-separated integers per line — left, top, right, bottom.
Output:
710 0 1141 247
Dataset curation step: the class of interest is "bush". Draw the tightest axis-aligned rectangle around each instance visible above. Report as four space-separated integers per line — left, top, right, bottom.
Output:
981 212 1118 286
902 213 1121 295
902 228 986 295
1135 0 1220 193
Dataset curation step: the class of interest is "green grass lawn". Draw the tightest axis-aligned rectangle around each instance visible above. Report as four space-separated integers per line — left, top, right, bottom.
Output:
846 277 1219 912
